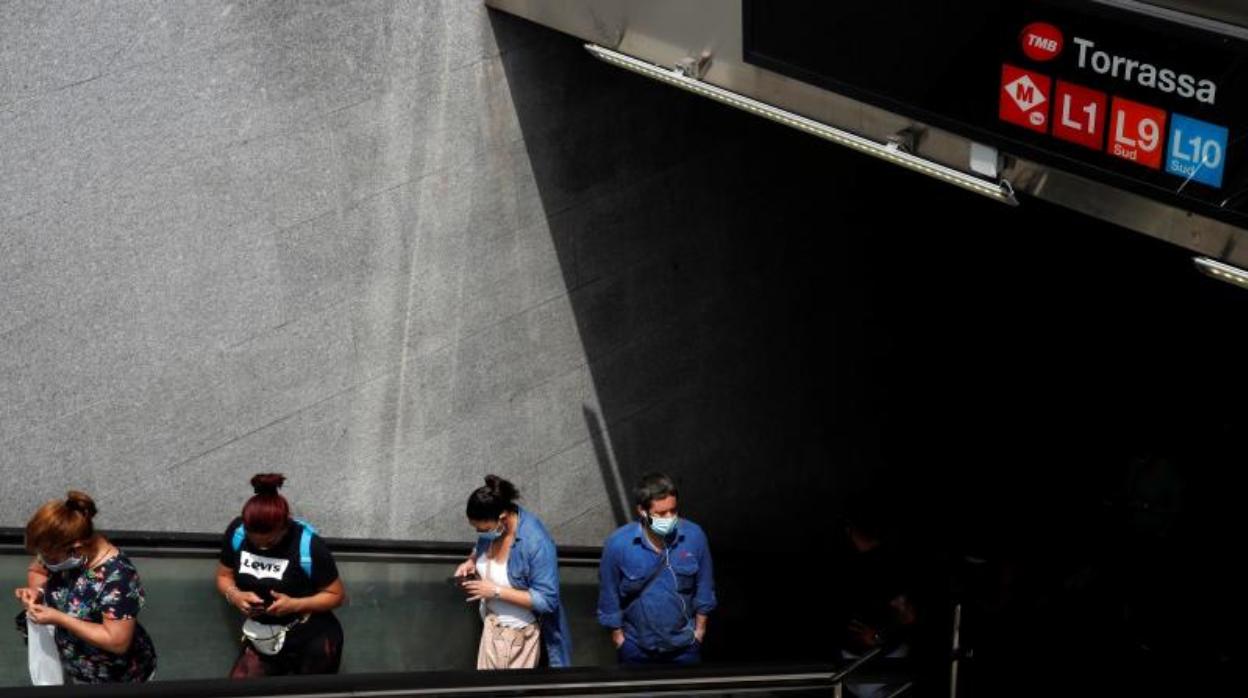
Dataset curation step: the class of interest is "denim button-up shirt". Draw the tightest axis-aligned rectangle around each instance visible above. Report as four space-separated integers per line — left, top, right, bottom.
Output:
473 507 572 667
596 519 717 652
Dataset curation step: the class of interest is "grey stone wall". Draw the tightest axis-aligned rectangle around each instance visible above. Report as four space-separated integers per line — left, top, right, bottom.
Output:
0 1 1005 555
1 1 631 544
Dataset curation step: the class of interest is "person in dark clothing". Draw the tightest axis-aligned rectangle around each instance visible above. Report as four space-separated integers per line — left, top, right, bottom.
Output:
215 474 346 677
832 507 917 698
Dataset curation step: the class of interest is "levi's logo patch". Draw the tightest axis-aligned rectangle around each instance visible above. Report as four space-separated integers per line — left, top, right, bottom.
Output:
239 551 288 580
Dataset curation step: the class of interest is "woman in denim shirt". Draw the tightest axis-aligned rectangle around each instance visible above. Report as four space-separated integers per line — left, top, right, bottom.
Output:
453 475 572 668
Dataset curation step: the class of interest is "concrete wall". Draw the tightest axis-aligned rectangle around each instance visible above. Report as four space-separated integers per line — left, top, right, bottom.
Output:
2 1 854 551
0 1 627 544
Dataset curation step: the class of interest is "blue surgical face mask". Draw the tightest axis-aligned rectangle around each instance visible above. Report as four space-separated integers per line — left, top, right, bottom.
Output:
477 520 505 543
39 552 84 573
647 514 678 537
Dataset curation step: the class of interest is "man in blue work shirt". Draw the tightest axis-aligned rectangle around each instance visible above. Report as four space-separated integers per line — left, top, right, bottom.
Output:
597 472 716 665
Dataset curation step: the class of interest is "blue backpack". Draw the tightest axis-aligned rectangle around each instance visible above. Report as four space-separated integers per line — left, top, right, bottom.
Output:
231 519 317 578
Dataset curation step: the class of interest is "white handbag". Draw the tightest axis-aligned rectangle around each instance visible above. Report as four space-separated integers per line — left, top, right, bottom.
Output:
242 616 307 656
26 617 64 685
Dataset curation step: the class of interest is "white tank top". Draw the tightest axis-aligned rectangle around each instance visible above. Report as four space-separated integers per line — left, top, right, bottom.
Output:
476 553 536 629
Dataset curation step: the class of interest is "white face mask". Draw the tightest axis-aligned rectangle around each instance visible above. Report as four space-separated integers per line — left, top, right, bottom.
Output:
39 552 85 572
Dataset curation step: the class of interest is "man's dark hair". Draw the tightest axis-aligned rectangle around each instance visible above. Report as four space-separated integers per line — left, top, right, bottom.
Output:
634 472 679 511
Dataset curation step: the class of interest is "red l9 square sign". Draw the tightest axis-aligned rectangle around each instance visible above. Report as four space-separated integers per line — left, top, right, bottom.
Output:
1109 97 1167 170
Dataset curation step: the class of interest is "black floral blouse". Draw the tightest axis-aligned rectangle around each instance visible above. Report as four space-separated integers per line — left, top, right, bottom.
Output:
42 552 157 683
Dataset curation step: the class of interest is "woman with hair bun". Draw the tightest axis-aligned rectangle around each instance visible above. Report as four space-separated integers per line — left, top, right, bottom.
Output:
215 473 346 678
13 491 157 683
453 475 572 669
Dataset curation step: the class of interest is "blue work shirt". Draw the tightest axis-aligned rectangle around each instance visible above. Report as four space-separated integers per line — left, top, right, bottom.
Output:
596 519 717 652
473 507 573 667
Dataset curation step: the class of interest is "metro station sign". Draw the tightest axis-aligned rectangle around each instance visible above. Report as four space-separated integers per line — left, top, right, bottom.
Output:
998 18 1224 184
743 0 1248 224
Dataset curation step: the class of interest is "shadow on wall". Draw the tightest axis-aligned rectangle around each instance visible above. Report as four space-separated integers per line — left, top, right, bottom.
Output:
488 7 923 667
488 9 876 555
487 7 1245 684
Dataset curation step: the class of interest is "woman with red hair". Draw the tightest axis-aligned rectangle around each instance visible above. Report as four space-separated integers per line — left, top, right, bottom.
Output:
13 491 157 683
215 474 346 677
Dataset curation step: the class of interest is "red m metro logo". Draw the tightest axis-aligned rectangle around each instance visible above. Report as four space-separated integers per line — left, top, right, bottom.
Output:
1000 64 1051 133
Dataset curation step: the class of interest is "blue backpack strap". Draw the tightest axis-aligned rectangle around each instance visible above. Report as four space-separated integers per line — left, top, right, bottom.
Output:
295 519 317 578
231 523 246 552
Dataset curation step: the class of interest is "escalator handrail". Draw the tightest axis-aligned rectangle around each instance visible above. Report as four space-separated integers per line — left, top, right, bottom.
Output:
0 528 603 565
0 661 912 698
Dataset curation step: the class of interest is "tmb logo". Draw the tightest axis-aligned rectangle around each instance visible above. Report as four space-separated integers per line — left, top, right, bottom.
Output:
1021 22 1064 62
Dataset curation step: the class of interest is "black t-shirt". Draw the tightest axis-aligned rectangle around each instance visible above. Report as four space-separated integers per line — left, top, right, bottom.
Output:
219 517 339 624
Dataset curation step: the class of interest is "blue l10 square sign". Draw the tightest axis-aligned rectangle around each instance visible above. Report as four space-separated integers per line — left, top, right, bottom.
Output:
1166 114 1229 188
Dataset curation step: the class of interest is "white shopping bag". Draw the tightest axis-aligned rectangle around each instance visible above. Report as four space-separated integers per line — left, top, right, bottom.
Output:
26 617 63 685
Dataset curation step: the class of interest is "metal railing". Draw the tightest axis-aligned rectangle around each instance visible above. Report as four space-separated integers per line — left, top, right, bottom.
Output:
0 660 915 698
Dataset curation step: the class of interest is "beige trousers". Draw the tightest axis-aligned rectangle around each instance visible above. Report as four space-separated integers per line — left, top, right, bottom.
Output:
477 614 541 670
